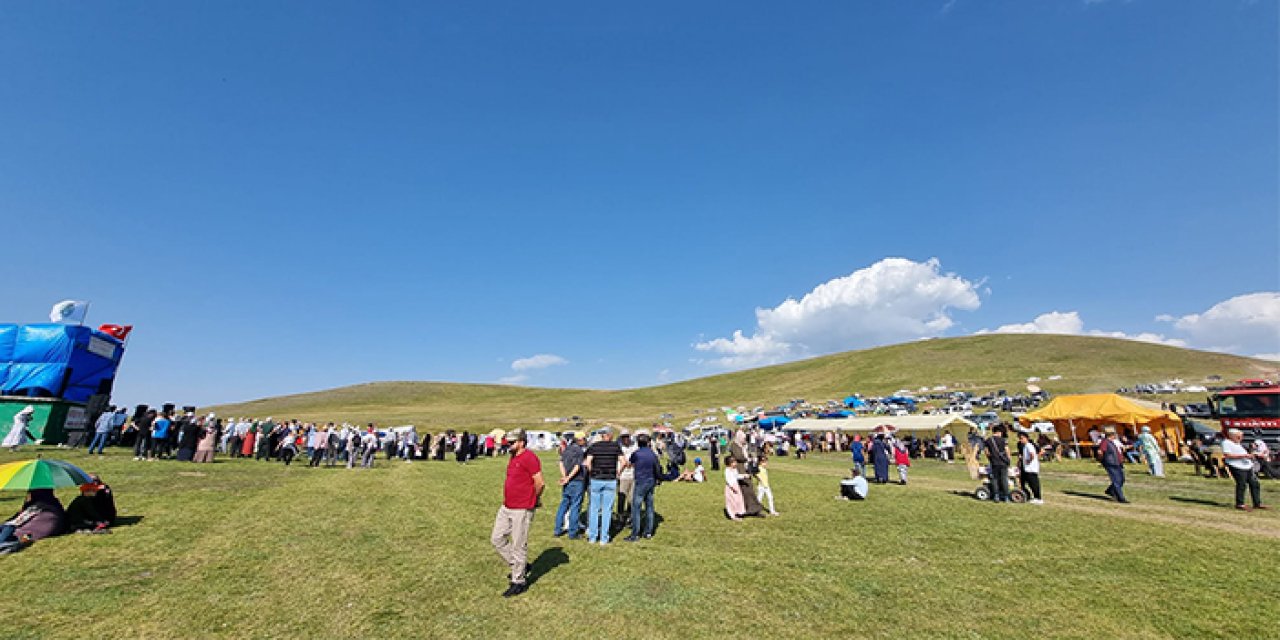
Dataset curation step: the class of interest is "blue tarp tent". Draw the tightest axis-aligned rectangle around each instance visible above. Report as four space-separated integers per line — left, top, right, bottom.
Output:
758 415 791 430
0 324 124 403
844 396 866 409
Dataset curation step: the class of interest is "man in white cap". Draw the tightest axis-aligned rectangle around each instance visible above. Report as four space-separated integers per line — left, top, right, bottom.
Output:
491 429 543 597
553 431 587 539
1222 428 1266 511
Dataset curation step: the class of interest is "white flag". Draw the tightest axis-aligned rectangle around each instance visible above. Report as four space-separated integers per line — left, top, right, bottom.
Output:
49 300 89 324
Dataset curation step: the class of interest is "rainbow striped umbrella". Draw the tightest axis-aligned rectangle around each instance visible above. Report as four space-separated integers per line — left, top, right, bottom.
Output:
0 459 93 491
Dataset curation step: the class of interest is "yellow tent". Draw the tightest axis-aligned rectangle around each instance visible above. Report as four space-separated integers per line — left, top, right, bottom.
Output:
1017 394 1183 450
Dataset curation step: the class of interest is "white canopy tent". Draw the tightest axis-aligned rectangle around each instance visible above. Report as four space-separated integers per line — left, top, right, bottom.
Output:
782 414 978 433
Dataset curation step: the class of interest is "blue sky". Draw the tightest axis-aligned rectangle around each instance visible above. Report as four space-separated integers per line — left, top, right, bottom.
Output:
1 1 1277 406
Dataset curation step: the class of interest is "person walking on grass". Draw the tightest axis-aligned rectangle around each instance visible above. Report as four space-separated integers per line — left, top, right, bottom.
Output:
1099 426 1128 503
345 427 360 469
491 429 543 598
894 443 911 485
850 435 866 477
1017 432 1043 504
940 430 956 463
755 455 779 516
723 457 745 521
277 427 298 466
361 427 379 468
1137 426 1164 478
88 407 114 456
584 426 624 545
625 433 662 541
553 431 587 539
870 435 890 484
1222 428 1267 512
984 426 1012 502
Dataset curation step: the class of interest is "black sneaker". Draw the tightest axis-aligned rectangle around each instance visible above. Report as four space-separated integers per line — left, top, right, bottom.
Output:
504 582 528 598
501 582 518 597
624 535 638 542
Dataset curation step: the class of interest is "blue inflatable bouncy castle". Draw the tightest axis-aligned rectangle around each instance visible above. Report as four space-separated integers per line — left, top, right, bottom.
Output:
0 324 125 403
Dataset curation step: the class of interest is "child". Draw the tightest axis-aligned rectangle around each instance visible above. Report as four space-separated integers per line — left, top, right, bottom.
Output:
724 457 745 520
894 444 911 485
1017 432 1043 504
756 456 779 516
678 457 706 482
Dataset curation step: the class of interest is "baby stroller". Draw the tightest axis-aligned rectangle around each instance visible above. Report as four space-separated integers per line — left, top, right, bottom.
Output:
973 465 1027 503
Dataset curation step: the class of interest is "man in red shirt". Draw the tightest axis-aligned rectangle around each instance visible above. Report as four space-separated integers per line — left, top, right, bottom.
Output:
491 429 544 597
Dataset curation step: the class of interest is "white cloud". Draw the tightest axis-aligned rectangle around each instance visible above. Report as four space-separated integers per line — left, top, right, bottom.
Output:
695 258 982 368
1159 292 1280 356
978 310 1185 347
986 311 1085 335
510 353 569 371
498 352 568 384
1255 353 1280 362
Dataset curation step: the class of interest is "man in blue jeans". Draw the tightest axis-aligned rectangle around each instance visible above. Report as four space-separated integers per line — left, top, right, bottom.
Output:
87 407 115 456
553 431 587 539
625 433 662 542
1099 426 1129 503
583 427 625 546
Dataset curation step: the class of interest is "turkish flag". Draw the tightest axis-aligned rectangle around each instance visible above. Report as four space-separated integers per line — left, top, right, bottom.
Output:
98 324 134 341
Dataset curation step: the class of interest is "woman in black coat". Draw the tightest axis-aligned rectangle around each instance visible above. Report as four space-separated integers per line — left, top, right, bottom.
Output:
456 431 469 464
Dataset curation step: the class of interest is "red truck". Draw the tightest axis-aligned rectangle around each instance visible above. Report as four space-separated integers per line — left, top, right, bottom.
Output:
1208 379 1280 472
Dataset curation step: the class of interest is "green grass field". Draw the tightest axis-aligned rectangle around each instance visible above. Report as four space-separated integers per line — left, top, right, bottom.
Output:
206 335 1277 430
0 445 1275 639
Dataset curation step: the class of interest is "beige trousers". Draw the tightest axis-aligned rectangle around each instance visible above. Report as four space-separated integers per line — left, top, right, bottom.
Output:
491 506 534 584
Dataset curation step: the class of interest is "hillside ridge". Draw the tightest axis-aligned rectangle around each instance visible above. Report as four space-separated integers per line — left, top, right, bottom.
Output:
205 334 1276 428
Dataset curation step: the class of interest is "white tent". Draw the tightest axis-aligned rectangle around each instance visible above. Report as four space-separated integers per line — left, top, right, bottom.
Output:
782 414 977 433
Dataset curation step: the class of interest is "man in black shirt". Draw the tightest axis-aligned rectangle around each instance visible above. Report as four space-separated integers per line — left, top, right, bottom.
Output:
985 425 1012 503
584 428 626 545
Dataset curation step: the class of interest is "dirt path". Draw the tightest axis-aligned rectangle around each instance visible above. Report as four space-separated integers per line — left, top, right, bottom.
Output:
774 462 1280 539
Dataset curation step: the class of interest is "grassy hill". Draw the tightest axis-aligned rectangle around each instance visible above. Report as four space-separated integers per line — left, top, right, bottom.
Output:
205 334 1277 429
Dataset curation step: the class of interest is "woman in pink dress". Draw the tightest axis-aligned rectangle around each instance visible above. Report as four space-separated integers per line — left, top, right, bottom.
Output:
724 457 745 520
194 414 219 463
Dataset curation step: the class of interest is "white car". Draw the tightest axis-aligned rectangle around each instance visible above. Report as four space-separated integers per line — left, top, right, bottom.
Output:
525 430 558 451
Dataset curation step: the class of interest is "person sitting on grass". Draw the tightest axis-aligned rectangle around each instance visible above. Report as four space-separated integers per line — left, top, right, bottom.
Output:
0 489 64 554
65 474 117 533
677 458 705 482
839 468 868 501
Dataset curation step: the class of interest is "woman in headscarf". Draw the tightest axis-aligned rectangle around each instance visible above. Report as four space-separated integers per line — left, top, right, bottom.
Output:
723 457 746 521
2 406 35 451
0 489 64 553
871 435 890 484
176 413 200 462
64 474 116 532
195 414 219 463
240 422 258 458
1137 426 1165 478
456 431 470 464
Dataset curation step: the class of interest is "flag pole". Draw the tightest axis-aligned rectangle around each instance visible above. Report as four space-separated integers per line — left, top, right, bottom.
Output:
80 301 91 327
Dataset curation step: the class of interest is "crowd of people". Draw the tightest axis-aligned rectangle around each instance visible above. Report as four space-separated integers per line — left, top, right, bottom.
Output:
15 403 1268 594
